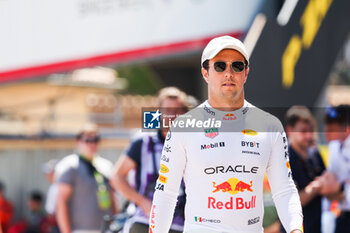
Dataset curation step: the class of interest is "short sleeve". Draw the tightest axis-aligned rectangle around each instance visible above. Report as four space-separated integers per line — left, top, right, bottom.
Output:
56 166 76 186
125 137 143 166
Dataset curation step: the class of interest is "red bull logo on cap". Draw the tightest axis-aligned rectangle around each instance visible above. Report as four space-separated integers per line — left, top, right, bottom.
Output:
212 178 253 195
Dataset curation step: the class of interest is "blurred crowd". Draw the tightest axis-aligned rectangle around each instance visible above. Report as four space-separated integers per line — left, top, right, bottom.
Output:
0 87 349 233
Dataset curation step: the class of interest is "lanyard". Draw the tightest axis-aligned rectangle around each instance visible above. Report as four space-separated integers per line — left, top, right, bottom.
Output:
79 155 111 210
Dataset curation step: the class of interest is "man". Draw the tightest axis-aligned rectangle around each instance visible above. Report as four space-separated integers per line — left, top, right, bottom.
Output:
8 191 49 233
25 191 50 233
42 159 59 233
0 181 13 233
318 105 350 233
149 36 303 233
110 87 189 233
284 106 326 233
55 123 118 233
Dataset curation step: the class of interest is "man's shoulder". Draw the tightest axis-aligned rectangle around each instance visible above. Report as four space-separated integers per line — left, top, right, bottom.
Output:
56 154 79 169
287 145 300 160
247 102 280 121
329 140 342 155
343 135 350 153
245 102 283 132
129 136 145 147
127 132 157 153
94 156 113 177
94 156 113 167
178 101 206 118
55 154 79 178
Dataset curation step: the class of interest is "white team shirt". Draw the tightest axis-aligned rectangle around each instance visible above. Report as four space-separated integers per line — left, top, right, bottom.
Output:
328 135 350 210
149 100 303 233
45 183 58 214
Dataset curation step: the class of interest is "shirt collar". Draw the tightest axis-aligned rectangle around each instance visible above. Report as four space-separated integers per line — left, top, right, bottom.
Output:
203 99 250 121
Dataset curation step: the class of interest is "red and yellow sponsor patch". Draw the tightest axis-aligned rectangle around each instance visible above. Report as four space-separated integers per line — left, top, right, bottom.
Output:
158 175 168 183
242 129 258 136
160 164 169 173
286 161 291 169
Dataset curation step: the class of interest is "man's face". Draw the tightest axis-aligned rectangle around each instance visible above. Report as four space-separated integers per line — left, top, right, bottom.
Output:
201 49 249 102
288 120 314 150
27 199 41 212
77 132 100 156
325 122 347 142
161 97 187 126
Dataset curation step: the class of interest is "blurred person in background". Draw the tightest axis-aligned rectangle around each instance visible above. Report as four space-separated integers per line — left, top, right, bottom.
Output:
283 106 326 233
55 123 118 233
25 191 50 233
318 105 350 233
110 87 189 233
0 181 14 233
42 159 59 233
8 191 49 233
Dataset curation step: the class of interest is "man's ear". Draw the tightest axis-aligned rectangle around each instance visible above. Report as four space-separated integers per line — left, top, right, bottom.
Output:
244 66 249 84
286 125 292 136
201 67 209 84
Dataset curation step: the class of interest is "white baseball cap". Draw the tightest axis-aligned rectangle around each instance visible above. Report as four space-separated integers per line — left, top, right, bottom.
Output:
201 35 249 66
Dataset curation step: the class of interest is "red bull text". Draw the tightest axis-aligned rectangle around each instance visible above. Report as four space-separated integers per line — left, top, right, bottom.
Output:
208 196 256 210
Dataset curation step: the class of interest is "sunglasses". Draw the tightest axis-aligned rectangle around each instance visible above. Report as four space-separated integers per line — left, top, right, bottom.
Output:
213 61 246 73
82 137 100 144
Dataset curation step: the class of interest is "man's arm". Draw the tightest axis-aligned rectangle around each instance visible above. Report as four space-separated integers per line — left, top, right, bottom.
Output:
266 126 303 233
109 190 119 214
56 183 72 233
298 179 322 206
317 171 345 201
110 155 152 216
149 130 186 233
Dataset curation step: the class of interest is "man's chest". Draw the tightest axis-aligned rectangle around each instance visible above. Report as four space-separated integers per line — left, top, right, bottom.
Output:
185 131 272 176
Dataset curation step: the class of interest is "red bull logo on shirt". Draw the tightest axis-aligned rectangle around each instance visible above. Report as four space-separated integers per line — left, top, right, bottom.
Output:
223 113 237 121
209 178 256 210
212 178 253 195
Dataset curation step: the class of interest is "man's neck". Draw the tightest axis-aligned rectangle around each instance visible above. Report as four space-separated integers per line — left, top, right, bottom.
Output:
161 129 168 139
79 153 94 161
208 96 244 111
291 143 308 159
344 128 350 142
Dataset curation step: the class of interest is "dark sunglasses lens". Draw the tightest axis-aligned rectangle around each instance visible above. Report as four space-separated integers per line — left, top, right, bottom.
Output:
84 137 100 143
231 62 245 72
214 62 227 72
